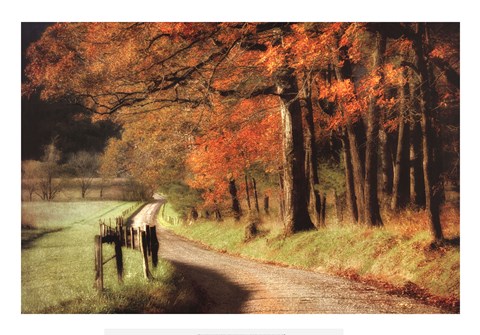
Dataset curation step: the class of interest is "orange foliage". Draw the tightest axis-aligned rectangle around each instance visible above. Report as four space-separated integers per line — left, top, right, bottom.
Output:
23 22 459 212
186 95 281 205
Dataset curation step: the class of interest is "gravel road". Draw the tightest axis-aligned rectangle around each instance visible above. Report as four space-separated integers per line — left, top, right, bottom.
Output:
142 201 445 313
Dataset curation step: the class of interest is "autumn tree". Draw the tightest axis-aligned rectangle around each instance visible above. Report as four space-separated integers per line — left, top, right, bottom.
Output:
186 95 282 219
23 22 459 240
21 160 40 201
411 23 446 242
36 140 63 201
372 23 459 241
67 151 100 198
23 23 300 232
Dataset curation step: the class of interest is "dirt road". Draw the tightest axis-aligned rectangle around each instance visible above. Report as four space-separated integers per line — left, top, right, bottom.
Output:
142 201 444 313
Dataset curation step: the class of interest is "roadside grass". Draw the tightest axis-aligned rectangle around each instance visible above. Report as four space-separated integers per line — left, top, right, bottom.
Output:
159 202 460 311
22 201 200 313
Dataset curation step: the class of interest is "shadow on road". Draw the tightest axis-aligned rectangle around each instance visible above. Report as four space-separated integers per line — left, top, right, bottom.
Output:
168 259 251 313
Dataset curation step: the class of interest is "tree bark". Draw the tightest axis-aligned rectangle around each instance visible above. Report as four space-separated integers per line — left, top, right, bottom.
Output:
213 201 222 221
341 130 358 223
364 31 385 227
300 74 323 227
320 193 327 226
263 194 269 215
333 189 343 223
391 69 409 211
346 122 366 224
245 174 251 211
379 125 393 201
335 47 365 224
413 23 444 242
278 172 285 222
228 178 242 220
191 207 199 221
81 182 87 199
409 106 426 208
277 68 315 234
252 177 260 213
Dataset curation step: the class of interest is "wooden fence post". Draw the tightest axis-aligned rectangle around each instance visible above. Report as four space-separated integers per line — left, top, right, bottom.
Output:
94 235 103 292
150 226 159 267
119 220 123 245
145 225 151 256
130 227 135 249
140 230 152 280
114 235 123 283
124 226 128 247
137 227 141 250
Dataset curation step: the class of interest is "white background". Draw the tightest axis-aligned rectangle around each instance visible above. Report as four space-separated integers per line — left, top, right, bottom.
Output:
1 1 478 334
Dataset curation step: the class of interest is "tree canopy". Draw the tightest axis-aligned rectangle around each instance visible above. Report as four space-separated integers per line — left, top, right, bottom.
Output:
23 22 459 239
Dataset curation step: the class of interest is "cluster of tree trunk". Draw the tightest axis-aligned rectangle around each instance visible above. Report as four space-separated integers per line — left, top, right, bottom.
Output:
272 24 452 242
333 24 449 242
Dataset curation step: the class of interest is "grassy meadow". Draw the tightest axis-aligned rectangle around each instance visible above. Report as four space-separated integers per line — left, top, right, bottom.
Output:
21 201 201 313
159 202 460 311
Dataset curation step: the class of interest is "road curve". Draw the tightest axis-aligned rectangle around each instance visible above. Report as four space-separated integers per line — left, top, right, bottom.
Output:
141 201 445 313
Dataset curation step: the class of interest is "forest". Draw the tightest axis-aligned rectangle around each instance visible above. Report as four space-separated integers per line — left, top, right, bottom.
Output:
23 22 460 243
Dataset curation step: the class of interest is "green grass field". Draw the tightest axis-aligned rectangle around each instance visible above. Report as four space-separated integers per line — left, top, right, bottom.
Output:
159 202 460 311
22 201 200 313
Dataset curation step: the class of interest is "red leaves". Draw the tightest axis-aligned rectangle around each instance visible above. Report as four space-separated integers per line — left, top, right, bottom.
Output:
23 23 460 214
186 95 281 205
319 79 365 130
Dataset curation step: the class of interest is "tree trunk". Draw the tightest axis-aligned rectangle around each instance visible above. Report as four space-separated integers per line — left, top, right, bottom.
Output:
245 174 251 211
333 189 343 223
320 193 327 226
300 74 323 227
252 177 260 213
48 174 53 201
277 68 315 234
263 194 269 215
346 122 366 224
409 107 426 208
363 33 385 226
379 126 393 201
228 178 242 220
364 32 385 227
341 130 358 223
213 201 222 222
414 23 444 242
335 48 365 224
278 172 285 222
391 69 409 211
81 183 87 199
191 207 199 221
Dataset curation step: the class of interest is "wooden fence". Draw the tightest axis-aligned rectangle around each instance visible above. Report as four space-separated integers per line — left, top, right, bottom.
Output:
94 202 160 292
